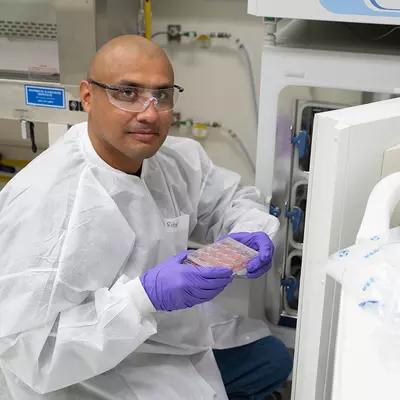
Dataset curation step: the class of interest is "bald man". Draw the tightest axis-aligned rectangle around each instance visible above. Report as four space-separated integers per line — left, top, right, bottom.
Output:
0 35 291 400
82 35 175 173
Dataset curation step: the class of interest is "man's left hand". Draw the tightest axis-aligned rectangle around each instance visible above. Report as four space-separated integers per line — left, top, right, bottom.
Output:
227 232 274 279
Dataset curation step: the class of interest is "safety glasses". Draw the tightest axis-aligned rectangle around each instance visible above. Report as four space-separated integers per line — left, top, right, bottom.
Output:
88 79 184 113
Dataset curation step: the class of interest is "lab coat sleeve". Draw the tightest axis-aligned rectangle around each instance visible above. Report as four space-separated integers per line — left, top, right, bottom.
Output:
0 168 157 394
190 145 279 244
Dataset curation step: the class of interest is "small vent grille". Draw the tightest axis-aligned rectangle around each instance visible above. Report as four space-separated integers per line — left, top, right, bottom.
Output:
0 20 57 40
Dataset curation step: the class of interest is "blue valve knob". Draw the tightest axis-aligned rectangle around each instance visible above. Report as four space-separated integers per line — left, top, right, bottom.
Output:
281 276 299 305
291 130 309 159
285 207 303 235
269 204 281 218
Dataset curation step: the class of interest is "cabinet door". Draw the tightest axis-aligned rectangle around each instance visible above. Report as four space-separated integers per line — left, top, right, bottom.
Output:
293 97 400 400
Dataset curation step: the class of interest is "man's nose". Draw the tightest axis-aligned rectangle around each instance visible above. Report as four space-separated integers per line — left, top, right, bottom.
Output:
136 98 159 123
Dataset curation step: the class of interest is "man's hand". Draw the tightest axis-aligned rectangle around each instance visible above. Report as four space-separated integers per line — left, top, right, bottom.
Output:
227 232 274 279
140 251 233 311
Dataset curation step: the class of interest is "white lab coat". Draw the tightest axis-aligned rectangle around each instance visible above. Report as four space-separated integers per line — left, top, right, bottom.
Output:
0 122 279 399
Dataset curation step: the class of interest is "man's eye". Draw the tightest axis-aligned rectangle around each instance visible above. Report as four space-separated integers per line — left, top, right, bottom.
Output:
114 88 138 101
121 89 137 99
156 91 171 102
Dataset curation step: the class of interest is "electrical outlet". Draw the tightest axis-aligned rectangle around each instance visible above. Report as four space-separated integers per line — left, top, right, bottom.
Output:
167 24 181 42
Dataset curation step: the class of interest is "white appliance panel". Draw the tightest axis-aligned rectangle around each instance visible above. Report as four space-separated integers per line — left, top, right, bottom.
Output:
294 97 400 400
248 0 400 24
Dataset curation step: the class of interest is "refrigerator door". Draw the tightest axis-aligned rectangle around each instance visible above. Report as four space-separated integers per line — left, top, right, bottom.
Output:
292 97 400 400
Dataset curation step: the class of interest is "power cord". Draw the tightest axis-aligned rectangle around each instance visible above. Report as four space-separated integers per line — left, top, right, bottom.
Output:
173 119 255 173
343 22 400 41
372 25 400 40
151 31 168 38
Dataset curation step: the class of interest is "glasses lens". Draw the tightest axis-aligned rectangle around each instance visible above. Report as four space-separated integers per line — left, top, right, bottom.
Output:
153 88 175 111
106 86 180 112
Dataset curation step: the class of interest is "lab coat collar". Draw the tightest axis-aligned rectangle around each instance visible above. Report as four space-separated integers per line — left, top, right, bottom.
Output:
79 122 150 180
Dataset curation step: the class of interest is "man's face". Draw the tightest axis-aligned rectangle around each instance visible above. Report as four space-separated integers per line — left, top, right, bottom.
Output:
80 53 174 170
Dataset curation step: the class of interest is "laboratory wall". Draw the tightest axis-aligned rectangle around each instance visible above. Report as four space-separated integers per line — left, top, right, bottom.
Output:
152 0 265 185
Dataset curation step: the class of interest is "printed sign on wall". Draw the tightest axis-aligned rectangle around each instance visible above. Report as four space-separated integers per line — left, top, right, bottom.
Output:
25 85 65 109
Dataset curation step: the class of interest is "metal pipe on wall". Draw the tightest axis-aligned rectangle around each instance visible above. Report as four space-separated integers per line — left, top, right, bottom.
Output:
144 0 152 39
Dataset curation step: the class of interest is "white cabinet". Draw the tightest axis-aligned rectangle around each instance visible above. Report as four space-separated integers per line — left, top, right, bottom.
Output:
252 17 400 400
248 0 400 24
297 98 400 400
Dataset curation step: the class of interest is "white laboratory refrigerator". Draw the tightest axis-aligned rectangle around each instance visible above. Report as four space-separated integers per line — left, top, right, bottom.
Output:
294 97 400 399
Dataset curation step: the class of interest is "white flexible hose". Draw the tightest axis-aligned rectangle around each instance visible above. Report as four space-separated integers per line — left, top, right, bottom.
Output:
222 127 255 174
237 42 259 124
356 172 400 243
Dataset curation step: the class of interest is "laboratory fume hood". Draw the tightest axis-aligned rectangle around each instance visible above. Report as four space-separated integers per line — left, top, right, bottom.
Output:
0 0 141 144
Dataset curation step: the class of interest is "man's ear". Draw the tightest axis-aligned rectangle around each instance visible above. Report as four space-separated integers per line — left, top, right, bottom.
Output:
80 80 92 113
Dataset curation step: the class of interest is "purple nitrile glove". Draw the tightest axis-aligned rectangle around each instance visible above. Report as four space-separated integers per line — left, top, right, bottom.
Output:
227 232 274 279
140 251 233 312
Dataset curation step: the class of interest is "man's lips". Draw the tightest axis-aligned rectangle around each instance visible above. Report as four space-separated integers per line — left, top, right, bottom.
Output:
127 131 159 142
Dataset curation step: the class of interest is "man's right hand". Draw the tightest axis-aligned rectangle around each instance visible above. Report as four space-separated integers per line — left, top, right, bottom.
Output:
140 251 233 311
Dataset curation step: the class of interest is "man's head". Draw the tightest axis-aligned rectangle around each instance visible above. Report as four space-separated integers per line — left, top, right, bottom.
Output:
80 35 179 174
